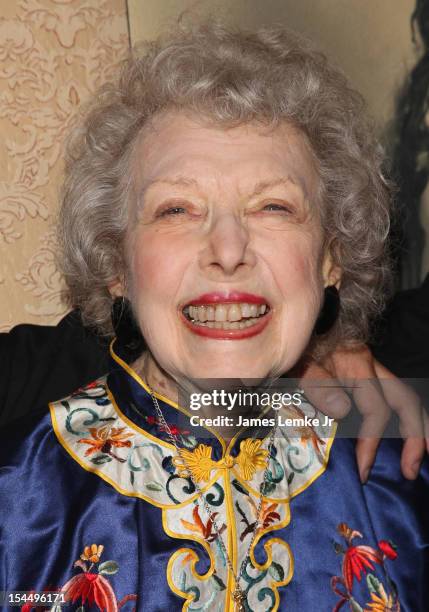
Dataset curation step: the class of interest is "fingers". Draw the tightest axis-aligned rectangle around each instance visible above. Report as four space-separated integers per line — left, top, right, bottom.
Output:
327 347 391 482
299 360 351 419
302 348 428 483
373 360 426 479
400 437 426 479
355 438 381 484
353 378 391 483
301 354 388 483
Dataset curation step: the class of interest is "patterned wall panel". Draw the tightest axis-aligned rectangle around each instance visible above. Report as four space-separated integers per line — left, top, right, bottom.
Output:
0 0 129 331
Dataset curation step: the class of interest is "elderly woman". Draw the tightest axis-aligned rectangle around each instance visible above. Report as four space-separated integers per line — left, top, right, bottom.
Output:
0 21 428 612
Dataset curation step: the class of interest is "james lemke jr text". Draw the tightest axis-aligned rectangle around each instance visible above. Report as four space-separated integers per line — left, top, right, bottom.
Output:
187 389 335 429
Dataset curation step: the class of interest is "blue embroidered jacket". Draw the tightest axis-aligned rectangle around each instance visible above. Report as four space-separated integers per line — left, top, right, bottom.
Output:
0 344 428 612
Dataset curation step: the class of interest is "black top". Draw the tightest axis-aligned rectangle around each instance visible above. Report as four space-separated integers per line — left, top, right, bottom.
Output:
0 311 109 426
371 273 429 377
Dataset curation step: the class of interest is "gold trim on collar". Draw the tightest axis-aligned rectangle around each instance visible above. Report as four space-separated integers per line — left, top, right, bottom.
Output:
109 340 227 452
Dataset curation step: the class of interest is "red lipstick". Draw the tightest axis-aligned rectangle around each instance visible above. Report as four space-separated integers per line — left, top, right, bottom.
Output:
185 292 268 306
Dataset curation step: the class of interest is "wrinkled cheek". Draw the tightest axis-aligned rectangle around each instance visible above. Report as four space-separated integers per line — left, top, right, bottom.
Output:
127 231 176 306
277 246 325 354
298 253 323 302
126 238 187 361
295 264 324 326
127 228 156 281
284 242 324 301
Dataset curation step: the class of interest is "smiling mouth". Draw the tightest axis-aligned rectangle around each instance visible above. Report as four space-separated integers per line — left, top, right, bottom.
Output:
182 302 270 330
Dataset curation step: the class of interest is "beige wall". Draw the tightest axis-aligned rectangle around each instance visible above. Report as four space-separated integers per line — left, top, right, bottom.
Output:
128 0 417 130
0 0 129 331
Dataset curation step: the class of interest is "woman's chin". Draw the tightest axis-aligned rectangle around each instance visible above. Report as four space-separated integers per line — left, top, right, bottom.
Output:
178 363 275 384
172 348 298 383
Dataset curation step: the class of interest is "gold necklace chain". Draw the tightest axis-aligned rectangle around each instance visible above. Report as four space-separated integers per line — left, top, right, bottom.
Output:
147 388 277 611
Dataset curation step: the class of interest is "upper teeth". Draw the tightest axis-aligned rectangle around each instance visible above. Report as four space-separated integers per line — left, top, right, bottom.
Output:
186 303 267 322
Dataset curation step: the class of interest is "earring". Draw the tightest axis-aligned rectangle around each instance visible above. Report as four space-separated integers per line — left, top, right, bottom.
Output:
111 297 145 357
314 286 340 335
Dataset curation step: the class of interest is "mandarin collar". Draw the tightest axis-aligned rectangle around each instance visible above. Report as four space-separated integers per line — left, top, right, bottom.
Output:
107 340 266 461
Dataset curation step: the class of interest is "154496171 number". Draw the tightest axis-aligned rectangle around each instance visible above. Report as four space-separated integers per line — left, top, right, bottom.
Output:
1 591 66 607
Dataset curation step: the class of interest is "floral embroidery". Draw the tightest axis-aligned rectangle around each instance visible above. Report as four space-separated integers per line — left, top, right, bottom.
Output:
299 423 326 455
180 503 226 542
145 414 190 438
77 425 134 463
377 541 397 561
22 543 137 612
257 499 281 530
62 543 137 611
331 523 400 612
237 497 281 541
172 438 269 483
342 545 382 591
278 403 326 454
173 443 214 482
365 588 397 612
67 381 111 406
81 543 105 564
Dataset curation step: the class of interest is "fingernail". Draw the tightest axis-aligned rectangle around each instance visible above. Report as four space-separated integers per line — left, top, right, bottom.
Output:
411 461 421 478
360 467 370 484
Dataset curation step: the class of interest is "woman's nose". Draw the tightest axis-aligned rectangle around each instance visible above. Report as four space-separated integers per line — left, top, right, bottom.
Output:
198 212 256 277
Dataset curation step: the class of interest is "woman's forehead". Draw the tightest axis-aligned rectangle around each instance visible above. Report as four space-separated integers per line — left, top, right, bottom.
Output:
131 110 319 199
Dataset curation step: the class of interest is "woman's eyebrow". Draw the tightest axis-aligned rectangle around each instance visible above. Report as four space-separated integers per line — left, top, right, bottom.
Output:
139 176 200 197
248 177 305 197
138 175 306 200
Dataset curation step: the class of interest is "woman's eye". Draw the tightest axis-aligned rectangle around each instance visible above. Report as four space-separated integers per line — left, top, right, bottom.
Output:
158 206 187 217
262 203 293 213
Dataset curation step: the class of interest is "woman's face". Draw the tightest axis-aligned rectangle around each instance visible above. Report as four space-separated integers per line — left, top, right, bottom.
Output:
118 111 338 383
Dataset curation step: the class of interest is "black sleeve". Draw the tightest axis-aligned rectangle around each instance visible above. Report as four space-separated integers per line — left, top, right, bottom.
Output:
371 274 429 377
0 310 109 426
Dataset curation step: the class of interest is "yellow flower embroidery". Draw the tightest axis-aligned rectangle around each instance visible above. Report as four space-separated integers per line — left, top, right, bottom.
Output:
235 438 269 481
172 438 269 483
80 543 104 564
173 444 215 482
364 586 395 611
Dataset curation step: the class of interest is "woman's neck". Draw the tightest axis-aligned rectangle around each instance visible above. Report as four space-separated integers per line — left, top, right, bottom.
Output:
132 351 180 403
131 350 278 443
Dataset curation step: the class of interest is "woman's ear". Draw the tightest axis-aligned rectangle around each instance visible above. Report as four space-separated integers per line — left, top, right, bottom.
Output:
322 253 342 288
108 278 125 298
